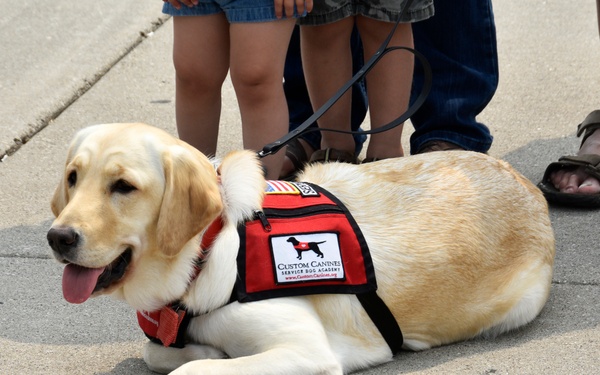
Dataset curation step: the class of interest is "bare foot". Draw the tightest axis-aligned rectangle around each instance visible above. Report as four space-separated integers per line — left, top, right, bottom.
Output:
550 129 600 194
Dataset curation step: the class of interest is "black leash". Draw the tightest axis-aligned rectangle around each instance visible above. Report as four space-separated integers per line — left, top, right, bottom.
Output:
258 0 432 158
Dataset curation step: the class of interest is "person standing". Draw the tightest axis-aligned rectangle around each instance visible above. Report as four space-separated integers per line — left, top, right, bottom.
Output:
162 0 312 179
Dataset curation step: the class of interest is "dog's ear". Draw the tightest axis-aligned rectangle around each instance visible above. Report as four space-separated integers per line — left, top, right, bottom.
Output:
50 172 69 217
50 128 91 217
157 145 223 257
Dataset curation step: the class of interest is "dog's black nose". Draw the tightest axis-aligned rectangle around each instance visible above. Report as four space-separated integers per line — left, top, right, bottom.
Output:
47 227 80 255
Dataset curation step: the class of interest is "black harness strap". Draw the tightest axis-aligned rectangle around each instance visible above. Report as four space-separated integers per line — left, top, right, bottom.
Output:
357 292 404 354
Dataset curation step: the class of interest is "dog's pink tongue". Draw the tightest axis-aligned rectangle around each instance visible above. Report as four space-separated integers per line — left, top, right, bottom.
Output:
62 264 105 304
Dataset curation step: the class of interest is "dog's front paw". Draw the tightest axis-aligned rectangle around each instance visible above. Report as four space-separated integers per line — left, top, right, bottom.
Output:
169 360 214 375
169 362 194 375
144 341 227 374
182 343 229 360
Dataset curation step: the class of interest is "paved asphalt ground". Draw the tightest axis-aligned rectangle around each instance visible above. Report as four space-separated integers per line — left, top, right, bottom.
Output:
0 1 598 374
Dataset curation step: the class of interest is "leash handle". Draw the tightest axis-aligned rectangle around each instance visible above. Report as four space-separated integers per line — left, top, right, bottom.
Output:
258 0 428 158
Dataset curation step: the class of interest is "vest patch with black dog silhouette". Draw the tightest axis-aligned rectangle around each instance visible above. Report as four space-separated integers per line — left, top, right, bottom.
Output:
235 181 377 302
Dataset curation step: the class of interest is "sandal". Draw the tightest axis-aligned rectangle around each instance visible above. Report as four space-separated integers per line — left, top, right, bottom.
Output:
280 138 310 181
361 157 381 164
537 110 600 208
309 148 358 164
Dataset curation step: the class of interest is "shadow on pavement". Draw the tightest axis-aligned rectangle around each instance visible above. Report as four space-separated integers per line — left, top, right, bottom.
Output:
95 358 153 375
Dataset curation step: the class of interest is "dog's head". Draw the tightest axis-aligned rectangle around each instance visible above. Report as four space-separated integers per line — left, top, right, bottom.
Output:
48 123 223 306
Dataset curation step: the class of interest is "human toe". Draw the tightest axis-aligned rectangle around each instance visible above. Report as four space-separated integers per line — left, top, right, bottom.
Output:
562 173 581 193
550 170 571 192
577 176 600 194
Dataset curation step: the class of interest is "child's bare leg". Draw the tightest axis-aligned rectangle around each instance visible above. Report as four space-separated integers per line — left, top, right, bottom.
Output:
172 14 230 156
357 18 414 159
229 19 296 179
300 18 356 155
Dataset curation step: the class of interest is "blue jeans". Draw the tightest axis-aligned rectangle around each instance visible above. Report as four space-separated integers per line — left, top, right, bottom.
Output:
410 0 498 154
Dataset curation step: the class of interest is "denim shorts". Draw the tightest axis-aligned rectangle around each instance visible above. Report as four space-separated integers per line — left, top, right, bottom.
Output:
298 0 434 25
162 0 308 23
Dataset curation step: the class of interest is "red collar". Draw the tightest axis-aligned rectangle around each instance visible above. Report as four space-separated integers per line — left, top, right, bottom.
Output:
201 217 223 253
192 217 224 279
136 217 224 348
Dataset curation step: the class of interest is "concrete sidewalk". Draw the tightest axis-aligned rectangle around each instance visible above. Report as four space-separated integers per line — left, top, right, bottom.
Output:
0 1 598 374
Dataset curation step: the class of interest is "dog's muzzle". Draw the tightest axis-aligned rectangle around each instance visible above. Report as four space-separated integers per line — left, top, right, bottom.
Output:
47 226 80 261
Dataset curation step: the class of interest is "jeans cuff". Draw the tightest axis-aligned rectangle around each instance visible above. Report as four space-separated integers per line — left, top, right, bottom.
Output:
410 130 493 154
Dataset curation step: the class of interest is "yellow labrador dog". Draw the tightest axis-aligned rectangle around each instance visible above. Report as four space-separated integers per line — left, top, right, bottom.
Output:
48 123 555 375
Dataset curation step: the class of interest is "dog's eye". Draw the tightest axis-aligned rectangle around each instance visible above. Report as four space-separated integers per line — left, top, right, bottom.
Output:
111 179 137 194
67 171 77 188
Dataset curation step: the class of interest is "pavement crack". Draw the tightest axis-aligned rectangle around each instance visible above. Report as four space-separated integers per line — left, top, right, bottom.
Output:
0 15 170 162
552 280 599 286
